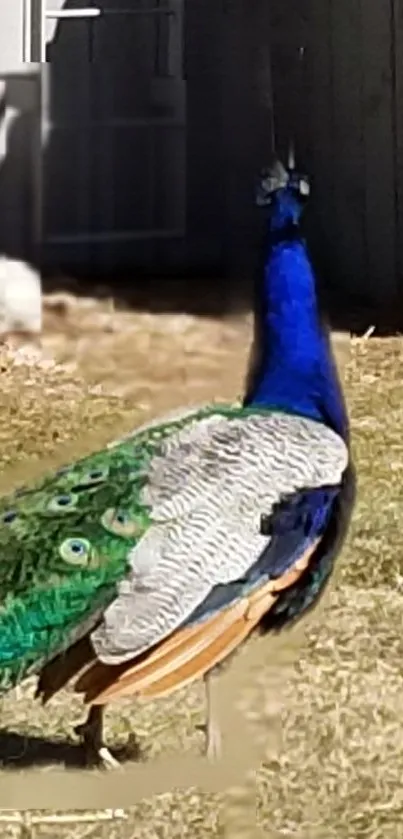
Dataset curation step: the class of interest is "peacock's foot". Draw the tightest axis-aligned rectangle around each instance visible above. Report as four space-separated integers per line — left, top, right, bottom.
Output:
97 745 121 770
74 706 121 770
206 720 222 762
203 672 222 761
196 719 222 761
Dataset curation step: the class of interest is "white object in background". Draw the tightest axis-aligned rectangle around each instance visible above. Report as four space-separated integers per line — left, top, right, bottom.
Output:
0 256 42 337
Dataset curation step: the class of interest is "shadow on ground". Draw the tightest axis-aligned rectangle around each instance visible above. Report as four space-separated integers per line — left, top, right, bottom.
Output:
0 730 140 771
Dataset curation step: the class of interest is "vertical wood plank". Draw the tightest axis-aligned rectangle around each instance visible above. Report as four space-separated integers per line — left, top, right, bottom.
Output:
306 0 336 293
268 0 309 163
329 0 366 297
185 0 225 267
221 0 273 279
362 0 397 304
220 0 244 276
393 0 403 301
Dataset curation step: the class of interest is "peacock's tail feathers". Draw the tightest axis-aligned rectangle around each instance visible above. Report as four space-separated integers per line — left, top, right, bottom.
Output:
89 412 346 668
35 635 95 704
0 401 348 696
69 536 318 705
0 403 244 692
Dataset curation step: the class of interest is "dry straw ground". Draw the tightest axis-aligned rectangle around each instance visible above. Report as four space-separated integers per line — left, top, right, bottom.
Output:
0 291 401 838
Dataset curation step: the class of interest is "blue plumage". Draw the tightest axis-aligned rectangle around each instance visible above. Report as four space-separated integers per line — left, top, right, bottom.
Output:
178 164 354 639
184 484 340 627
247 178 348 440
250 166 354 628
245 164 355 630
267 465 356 628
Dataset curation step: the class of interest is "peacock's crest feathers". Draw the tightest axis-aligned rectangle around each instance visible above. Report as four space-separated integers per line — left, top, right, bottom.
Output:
256 159 310 208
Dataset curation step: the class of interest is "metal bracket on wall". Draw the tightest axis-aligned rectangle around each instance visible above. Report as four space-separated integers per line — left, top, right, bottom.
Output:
25 1 178 62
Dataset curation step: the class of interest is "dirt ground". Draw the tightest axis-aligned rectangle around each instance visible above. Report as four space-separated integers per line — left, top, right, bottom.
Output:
0 291 401 838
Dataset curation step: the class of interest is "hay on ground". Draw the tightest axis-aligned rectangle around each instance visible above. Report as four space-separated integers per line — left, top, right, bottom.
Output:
0 294 399 839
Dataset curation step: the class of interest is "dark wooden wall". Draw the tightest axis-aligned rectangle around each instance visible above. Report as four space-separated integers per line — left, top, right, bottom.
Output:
267 0 403 311
185 0 272 277
2 0 403 316
187 0 403 312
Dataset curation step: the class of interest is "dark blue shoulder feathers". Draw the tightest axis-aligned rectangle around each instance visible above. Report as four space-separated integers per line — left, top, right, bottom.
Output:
259 461 356 632
244 160 349 443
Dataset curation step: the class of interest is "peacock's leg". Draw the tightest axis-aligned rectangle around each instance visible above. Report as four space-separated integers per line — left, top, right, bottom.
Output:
204 672 222 761
74 705 120 770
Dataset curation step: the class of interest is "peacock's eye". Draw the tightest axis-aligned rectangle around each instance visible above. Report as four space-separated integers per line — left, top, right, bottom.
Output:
59 537 91 566
48 493 78 512
101 508 139 538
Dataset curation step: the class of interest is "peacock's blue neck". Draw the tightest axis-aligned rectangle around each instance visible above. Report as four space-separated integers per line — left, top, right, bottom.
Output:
245 222 348 441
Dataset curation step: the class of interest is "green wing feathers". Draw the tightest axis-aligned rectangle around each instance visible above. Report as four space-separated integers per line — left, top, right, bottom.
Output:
0 444 149 691
0 413 192 692
0 403 250 692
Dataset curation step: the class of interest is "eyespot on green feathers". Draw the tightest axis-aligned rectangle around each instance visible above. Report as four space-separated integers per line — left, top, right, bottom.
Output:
0 403 255 692
0 427 166 691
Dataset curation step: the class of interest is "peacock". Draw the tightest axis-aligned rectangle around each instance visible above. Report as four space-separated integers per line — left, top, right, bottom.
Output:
0 158 355 769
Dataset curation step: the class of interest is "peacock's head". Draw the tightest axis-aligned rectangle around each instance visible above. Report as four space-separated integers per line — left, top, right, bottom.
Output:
256 159 310 229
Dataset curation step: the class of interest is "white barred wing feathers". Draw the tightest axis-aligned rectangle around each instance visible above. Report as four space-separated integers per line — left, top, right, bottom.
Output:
91 410 348 665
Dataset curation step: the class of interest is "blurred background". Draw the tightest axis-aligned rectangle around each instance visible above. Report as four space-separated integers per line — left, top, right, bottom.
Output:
0 0 402 333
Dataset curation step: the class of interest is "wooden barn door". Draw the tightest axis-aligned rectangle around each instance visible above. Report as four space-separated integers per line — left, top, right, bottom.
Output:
26 0 186 274
269 0 403 314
